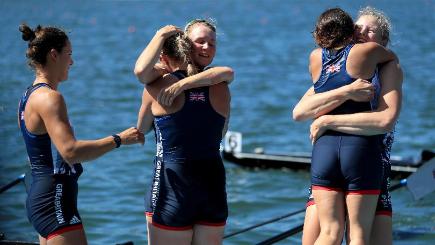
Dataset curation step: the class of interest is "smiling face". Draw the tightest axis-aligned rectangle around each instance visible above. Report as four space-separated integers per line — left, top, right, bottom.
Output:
355 15 384 46
186 23 216 70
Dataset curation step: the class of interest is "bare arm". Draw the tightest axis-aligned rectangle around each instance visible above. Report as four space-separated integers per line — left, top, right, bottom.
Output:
293 48 374 121
292 80 375 121
158 66 234 106
221 86 231 138
293 48 344 121
134 25 181 84
348 42 398 79
40 92 143 164
209 82 231 138
183 66 235 87
310 60 403 141
137 87 155 134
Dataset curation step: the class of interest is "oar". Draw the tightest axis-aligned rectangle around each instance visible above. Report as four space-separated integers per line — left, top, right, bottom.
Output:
224 207 305 238
225 149 434 239
405 157 435 200
225 178 408 240
421 149 435 162
224 150 434 240
256 224 304 245
255 158 434 245
0 173 25 194
254 182 405 245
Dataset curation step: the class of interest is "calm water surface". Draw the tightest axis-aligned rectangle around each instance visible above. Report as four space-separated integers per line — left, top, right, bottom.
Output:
0 0 434 244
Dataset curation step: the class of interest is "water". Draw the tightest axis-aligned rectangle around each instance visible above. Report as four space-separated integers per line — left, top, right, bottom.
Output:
0 0 434 244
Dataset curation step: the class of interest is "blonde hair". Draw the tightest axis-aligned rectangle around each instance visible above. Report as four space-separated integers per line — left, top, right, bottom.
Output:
184 18 216 35
183 18 217 74
358 6 392 46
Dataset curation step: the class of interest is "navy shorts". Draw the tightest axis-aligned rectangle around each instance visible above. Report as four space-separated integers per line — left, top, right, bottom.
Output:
311 132 383 194
145 158 227 230
26 175 83 239
306 171 392 215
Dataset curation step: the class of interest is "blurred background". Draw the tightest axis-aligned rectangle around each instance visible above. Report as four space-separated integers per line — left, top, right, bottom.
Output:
0 0 434 244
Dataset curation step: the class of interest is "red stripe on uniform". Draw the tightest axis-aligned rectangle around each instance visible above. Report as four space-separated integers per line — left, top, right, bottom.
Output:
196 221 226 227
151 222 193 231
306 200 315 207
346 190 380 195
312 186 343 192
375 211 392 217
47 224 83 240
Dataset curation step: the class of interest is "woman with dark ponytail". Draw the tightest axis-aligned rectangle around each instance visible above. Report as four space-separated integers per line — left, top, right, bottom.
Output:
18 24 144 244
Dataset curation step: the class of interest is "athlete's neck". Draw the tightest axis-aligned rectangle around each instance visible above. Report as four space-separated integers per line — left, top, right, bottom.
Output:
169 63 188 72
34 74 58 90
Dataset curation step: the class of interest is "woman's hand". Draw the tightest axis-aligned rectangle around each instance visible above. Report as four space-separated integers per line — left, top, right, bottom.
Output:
156 25 182 39
134 25 182 84
158 81 185 106
118 127 145 145
310 116 329 144
345 78 375 102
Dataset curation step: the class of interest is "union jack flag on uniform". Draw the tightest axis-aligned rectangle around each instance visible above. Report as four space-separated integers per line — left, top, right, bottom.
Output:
189 92 206 102
326 64 341 74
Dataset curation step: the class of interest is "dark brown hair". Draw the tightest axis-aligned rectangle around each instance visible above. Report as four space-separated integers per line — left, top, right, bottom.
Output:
19 23 69 68
313 8 354 49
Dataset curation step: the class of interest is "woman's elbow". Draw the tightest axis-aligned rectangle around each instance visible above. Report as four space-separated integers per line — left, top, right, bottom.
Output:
219 67 234 83
133 68 147 84
379 116 396 132
61 145 79 164
133 65 142 77
292 108 305 121
226 67 235 80
62 152 76 165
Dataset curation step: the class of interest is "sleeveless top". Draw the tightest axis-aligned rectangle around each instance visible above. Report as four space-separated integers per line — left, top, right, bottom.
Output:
153 70 226 160
314 44 380 115
18 83 82 179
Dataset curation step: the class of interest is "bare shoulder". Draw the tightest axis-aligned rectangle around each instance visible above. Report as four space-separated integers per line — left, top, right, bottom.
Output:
34 88 65 109
356 41 379 48
146 73 178 96
309 48 322 81
310 48 322 61
353 42 385 54
210 83 230 97
28 88 68 119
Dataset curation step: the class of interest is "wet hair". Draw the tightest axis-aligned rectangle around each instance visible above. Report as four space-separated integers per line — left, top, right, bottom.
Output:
19 23 69 68
184 18 216 35
313 8 355 49
162 33 197 75
358 6 391 46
